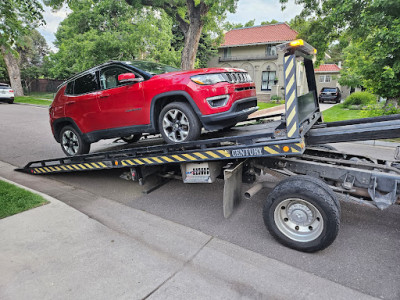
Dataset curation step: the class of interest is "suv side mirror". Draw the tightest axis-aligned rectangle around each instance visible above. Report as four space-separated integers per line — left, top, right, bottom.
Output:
118 73 144 84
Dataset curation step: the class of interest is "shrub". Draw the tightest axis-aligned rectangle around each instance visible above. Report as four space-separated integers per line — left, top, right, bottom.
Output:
271 95 282 101
342 91 376 108
364 103 400 117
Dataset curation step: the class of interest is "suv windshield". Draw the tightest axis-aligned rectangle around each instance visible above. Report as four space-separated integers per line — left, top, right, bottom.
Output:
128 61 180 75
0 84 11 89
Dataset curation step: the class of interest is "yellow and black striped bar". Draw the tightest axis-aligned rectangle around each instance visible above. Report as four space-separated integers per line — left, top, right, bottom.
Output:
27 140 305 174
30 161 111 174
118 141 305 167
284 54 300 138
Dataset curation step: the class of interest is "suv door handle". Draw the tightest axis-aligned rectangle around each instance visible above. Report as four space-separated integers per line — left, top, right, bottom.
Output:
98 94 110 99
66 101 75 105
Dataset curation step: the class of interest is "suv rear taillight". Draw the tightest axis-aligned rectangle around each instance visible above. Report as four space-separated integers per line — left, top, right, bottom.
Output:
9 89 13 92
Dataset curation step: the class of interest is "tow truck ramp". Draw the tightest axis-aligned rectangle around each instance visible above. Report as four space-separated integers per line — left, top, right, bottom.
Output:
17 40 400 253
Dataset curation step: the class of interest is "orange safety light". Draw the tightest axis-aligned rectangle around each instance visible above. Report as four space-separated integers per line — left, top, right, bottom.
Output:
283 146 290 152
290 39 304 47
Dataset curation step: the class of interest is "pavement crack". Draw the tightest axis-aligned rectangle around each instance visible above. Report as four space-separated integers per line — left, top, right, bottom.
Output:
142 236 214 300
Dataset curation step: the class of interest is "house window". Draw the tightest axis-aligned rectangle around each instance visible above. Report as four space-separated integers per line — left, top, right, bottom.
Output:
224 48 231 59
261 71 276 91
266 45 277 56
319 75 331 83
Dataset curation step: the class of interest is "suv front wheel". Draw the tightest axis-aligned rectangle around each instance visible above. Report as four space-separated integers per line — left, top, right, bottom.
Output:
159 102 201 144
60 125 90 156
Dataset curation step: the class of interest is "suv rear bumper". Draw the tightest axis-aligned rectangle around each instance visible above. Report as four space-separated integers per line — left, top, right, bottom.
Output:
200 97 258 131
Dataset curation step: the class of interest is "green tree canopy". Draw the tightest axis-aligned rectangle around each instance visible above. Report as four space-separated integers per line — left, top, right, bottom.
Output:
0 0 45 95
48 0 180 79
46 0 238 70
284 0 400 101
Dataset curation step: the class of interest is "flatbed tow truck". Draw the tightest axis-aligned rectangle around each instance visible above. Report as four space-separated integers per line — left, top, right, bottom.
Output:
17 40 400 252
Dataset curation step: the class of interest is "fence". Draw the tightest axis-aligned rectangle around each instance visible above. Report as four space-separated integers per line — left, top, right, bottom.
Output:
28 79 64 93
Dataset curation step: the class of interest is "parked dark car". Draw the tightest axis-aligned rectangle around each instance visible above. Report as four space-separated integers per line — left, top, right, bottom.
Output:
319 87 341 103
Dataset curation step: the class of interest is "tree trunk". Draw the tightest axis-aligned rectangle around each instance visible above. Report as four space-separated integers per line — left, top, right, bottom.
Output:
181 19 203 70
384 98 399 108
178 0 208 70
1 46 24 96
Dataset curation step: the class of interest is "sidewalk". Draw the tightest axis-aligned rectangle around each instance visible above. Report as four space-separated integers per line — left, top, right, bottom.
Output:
0 161 376 299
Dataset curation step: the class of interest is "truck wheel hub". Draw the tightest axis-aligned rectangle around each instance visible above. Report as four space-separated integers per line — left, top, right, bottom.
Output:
287 203 313 225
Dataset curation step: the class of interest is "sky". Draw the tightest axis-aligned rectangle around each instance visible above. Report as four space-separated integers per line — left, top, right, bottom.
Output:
37 0 303 52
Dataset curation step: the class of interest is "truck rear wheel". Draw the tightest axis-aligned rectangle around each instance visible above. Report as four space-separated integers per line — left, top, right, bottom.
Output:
263 175 340 252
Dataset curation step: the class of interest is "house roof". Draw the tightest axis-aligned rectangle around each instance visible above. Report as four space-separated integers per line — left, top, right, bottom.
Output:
314 64 341 73
221 23 298 47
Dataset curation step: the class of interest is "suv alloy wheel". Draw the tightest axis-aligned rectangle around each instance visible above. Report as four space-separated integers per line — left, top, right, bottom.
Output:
159 102 201 144
60 125 91 156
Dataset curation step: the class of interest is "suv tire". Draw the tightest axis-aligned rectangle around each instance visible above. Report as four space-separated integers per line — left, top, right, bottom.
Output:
8 98 14 104
60 125 90 156
121 134 142 143
159 102 201 144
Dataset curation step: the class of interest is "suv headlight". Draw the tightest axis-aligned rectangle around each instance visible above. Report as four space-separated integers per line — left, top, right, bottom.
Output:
191 74 227 85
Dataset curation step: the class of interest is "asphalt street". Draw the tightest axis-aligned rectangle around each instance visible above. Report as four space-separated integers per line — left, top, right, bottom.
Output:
1 103 399 299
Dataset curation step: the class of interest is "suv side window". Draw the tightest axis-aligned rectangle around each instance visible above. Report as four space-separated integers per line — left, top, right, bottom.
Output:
100 66 137 90
65 81 74 95
74 72 98 95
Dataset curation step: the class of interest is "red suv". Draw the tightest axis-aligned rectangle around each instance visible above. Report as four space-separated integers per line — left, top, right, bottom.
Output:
50 61 257 156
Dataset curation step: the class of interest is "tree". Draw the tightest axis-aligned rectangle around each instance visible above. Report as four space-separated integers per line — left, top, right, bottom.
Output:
47 0 180 79
124 0 238 70
0 0 44 95
47 0 237 70
281 0 400 102
260 19 280 25
223 19 255 31
17 30 50 91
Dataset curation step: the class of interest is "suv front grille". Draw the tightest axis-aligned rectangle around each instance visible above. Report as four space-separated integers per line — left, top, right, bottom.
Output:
224 72 252 84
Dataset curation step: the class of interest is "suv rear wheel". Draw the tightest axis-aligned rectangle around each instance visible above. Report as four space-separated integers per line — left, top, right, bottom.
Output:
121 134 142 143
60 125 90 156
159 102 201 144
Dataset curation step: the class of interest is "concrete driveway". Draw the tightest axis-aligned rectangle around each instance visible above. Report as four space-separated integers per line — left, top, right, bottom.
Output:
0 103 399 299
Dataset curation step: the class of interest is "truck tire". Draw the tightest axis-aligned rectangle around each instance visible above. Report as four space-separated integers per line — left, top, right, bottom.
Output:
263 175 340 252
159 102 201 144
60 125 90 156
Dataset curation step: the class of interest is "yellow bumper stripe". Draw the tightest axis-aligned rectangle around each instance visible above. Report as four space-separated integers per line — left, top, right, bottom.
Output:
285 59 294 78
142 158 154 164
172 155 185 162
287 108 296 125
161 156 174 162
217 150 230 157
182 154 197 161
264 146 279 154
206 151 220 158
152 157 163 163
193 152 207 159
288 122 297 137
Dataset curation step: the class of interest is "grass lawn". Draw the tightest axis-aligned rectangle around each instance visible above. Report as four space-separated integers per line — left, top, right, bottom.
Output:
28 92 55 100
258 102 280 110
15 96 52 106
322 104 367 122
0 180 48 219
